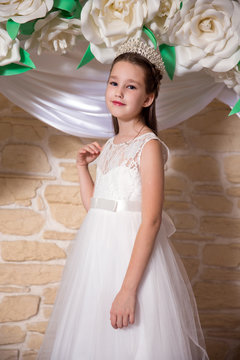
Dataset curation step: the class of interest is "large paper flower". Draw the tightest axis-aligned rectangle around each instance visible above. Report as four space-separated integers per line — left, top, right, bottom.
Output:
0 25 20 66
150 0 181 40
24 11 82 55
0 0 53 24
81 0 161 63
206 66 240 96
165 0 240 75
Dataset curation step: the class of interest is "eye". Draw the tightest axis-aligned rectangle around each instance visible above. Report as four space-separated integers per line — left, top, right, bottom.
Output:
109 81 118 86
127 85 136 90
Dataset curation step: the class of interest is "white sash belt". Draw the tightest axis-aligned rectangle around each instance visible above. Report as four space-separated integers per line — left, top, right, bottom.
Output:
90 197 177 237
90 197 141 212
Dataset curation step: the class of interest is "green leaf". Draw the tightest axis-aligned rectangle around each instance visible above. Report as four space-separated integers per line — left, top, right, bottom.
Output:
159 44 176 80
0 48 35 76
54 0 76 13
59 10 74 18
53 0 81 19
228 98 240 116
20 20 37 35
19 48 36 68
77 44 95 69
72 1 82 19
238 61 240 71
6 19 20 40
180 1 183 10
0 63 34 76
143 25 157 50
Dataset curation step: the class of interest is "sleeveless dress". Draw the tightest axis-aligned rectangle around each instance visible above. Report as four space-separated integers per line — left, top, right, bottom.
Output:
37 132 209 360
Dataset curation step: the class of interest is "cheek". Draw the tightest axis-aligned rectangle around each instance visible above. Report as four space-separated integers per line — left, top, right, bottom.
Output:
105 87 114 111
105 86 114 100
133 94 145 107
105 87 111 103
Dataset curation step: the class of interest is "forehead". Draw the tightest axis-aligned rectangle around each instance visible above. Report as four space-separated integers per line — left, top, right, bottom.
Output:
110 60 146 82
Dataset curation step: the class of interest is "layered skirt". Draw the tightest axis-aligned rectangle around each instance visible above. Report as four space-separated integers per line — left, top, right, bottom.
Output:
37 198 209 360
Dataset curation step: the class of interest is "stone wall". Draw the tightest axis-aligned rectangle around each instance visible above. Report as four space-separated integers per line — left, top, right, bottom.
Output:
0 93 239 360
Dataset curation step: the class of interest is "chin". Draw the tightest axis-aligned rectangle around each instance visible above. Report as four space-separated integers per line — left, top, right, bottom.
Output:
110 109 126 118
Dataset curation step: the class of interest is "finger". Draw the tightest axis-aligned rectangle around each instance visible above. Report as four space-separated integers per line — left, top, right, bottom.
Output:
129 312 135 324
82 145 96 155
117 314 123 329
110 314 118 329
122 314 129 327
82 142 101 154
86 144 100 154
78 146 86 154
90 143 101 153
92 141 102 151
78 147 90 155
78 148 87 154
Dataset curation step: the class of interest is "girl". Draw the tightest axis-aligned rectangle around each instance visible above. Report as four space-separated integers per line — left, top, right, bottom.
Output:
38 40 209 359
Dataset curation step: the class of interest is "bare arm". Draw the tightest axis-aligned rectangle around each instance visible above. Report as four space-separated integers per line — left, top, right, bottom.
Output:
77 165 94 211
110 139 164 329
121 139 164 293
76 141 102 211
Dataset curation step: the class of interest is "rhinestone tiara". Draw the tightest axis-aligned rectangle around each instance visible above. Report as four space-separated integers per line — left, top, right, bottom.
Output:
116 38 165 73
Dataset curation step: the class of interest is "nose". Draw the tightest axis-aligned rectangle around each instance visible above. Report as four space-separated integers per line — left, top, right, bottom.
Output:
115 86 124 98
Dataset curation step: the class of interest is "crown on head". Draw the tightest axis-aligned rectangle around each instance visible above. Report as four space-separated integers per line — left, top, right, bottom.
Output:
116 38 165 73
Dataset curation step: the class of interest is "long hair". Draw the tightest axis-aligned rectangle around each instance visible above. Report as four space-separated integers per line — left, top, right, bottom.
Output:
109 52 163 135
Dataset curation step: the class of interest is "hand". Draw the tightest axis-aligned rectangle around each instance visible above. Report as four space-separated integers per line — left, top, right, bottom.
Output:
110 288 136 329
76 141 102 167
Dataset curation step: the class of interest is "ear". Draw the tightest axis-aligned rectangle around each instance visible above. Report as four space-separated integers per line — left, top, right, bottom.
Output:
143 93 155 108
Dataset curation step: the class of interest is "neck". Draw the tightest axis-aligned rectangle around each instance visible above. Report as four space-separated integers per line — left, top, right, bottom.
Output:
117 118 144 136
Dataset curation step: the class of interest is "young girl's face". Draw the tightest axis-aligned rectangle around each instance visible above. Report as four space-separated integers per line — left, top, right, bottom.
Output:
105 60 154 122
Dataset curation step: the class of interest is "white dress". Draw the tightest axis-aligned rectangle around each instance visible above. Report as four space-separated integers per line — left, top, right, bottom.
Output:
37 132 209 360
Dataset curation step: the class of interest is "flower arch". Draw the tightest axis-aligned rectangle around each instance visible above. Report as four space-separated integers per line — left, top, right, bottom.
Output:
0 0 239 136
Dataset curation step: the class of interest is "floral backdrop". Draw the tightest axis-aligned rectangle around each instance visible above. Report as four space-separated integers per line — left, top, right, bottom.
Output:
0 0 239 115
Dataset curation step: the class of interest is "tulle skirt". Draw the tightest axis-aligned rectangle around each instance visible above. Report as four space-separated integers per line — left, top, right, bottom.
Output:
37 207 209 360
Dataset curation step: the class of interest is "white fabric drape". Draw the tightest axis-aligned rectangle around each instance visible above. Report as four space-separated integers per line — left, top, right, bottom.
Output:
0 40 238 138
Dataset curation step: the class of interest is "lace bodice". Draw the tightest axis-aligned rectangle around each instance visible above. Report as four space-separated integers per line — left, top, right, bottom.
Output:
92 132 169 201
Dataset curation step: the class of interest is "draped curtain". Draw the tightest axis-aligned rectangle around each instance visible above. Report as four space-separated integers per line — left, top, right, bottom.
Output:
0 40 238 138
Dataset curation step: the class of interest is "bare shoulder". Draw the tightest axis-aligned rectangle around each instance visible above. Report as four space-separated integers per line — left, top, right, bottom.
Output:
140 137 163 165
140 137 164 215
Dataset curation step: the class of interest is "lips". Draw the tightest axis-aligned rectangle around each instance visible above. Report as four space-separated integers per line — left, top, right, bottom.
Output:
112 100 125 106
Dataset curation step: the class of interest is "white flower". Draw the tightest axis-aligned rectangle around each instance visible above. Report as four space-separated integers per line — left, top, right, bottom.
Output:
24 11 82 55
0 25 20 66
206 66 240 96
0 0 53 24
165 0 240 75
81 0 161 63
149 0 181 40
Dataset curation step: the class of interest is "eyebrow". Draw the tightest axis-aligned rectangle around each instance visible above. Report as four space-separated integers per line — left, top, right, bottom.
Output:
109 75 141 86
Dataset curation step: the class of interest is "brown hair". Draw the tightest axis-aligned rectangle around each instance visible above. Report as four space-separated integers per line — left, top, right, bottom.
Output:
109 52 163 135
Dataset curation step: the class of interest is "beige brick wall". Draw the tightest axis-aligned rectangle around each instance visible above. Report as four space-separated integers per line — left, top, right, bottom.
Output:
0 94 239 360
